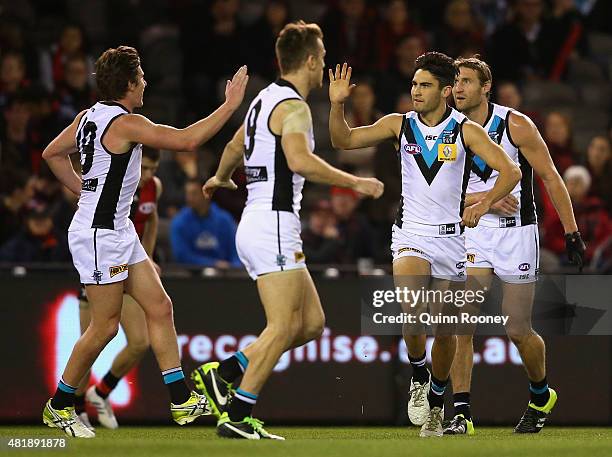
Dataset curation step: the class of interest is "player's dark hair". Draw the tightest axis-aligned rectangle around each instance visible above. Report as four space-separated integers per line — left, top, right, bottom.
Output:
414 52 456 89
455 55 493 99
142 146 160 162
95 46 140 100
275 21 323 74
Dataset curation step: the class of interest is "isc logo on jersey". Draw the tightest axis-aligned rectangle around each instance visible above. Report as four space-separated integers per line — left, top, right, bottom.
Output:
437 143 457 162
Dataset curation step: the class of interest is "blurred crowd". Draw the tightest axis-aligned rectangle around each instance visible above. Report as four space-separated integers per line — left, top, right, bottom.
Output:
0 0 611 273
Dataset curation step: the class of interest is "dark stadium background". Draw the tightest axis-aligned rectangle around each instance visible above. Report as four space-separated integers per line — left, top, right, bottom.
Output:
0 0 610 425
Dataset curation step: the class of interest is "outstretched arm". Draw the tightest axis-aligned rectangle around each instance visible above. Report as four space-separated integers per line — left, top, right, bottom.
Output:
329 63 401 149
201 125 244 199
116 66 249 152
42 110 86 195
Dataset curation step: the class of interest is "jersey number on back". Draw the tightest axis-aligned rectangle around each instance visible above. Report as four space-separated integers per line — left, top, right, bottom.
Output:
78 120 98 175
245 99 262 160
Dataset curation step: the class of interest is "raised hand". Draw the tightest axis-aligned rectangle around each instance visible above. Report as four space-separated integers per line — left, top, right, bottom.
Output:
353 177 384 199
225 65 249 110
202 176 237 199
329 62 356 104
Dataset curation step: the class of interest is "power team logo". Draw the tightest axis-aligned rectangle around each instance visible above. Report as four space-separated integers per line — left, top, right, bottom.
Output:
437 143 457 162
294 252 305 263
404 143 422 155
109 264 128 278
467 253 476 263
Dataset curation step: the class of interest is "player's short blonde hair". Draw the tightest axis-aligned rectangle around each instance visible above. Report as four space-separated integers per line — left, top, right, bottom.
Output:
275 21 323 75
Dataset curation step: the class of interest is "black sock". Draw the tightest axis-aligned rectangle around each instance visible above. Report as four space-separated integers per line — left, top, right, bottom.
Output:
453 392 471 420
74 394 86 414
529 376 550 407
218 355 244 383
228 388 257 422
50 378 76 410
95 371 121 399
408 352 429 384
162 368 191 404
428 374 448 408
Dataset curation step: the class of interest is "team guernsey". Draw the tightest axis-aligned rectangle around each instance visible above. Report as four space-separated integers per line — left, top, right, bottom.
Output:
69 101 148 285
465 103 539 283
236 79 312 279
391 107 472 280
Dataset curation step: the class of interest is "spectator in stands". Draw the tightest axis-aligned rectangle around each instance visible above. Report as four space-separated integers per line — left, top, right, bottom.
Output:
488 0 556 81
0 206 70 263
585 135 612 212
321 0 378 73
170 178 241 268
55 55 96 120
543 165 612 265
495 81 542 127
328 186 376 265
157 150 206 218
0 51 28 110
433 0 484 58
544 111 576 175
375 0 426 71
376 34 425 113
39 24 94 92
0 168 33 246
547 0 588 80
338 79 382 176
302 199 342 264
0 93 31 171
247 0 290 81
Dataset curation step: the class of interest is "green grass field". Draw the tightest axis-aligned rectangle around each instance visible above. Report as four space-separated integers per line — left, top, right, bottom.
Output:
1 426 611 457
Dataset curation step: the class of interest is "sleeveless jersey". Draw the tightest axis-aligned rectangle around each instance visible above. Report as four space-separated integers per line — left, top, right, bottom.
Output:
242 79 314 216
130 178 157 239
70 101 142 231
467 103 536 228
396 107 473 236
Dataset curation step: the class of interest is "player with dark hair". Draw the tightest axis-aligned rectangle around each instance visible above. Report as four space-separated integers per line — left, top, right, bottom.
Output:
74 146 163 432
190 21 383 440
445 56 584 435
329 52 521 437
41 45 248 437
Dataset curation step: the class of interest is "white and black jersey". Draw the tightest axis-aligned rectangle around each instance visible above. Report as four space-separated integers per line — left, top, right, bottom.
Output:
69 101 143 232
395 107 473 237
242 79 313 216
467 103 537 228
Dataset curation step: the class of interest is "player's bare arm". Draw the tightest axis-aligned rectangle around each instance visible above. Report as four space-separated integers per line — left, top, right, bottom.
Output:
141 176 162 256
111 66 249 153
464 190 519 216
274 98 383 198
202 125 244 199
462 120 521 227
508 111 579 234
42 109 87 196
329 63 402 149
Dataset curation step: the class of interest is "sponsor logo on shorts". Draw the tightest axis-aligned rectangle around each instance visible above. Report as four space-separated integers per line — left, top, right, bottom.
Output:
404 143 422 155
397 247 425 256
467 253 476 263
92 270 103 282
439 223 456 235
82 178 98 192
294 251 305 263
437 143 457 162
456 262 466 269
276 254 287 267
245 166 268 184
109 264 129 278
518 263 530 271
499 217 517 228
519 274 530 280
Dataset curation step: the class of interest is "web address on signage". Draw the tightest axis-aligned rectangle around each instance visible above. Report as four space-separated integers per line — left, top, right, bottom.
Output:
178 329 522 372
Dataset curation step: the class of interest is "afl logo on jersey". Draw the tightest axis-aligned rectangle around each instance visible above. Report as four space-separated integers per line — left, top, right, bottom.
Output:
138 202 156 214
404 144 422 155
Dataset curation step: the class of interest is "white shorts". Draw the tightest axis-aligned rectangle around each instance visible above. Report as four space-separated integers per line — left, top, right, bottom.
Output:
391 225 466 281
69 219 148 285
465 224 539 283
236 210 306 280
